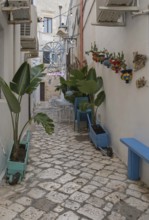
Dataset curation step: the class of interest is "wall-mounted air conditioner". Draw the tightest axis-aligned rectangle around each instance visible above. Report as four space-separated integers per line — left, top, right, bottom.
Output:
8 0 30 7
2 0 31 24
95 0 139 26
21 5 38 58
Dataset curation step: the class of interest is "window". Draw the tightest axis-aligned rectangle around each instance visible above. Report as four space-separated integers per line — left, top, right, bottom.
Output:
43 17 52 33
43 51 50 64
43 51 58 64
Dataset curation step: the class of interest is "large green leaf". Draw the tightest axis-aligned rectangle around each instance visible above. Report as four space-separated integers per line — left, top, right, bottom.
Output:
95 77 103 93
0 77 20 113
33 113 54 135
70 69 85 80
77 80 98 95
80 65 88 75
26 64 45 94
94 91 105 107
87 68 97 80
25 78 42 94
10 62 30 96
30 64 45 79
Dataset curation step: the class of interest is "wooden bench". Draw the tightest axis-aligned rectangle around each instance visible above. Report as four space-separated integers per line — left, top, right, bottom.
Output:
120 138 149 180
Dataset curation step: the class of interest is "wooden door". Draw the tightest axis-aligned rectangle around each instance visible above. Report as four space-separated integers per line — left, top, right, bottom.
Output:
40 82 45 101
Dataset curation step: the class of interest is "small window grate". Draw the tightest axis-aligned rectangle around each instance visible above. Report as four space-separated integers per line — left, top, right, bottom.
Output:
21 23 31 36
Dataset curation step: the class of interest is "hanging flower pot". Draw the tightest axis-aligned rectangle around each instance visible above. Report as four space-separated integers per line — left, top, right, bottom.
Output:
121 69 133 83
110 59 121 73
103 59 111 68
92 52 99 62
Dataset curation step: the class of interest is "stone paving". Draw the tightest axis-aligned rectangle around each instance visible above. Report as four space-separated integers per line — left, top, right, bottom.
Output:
0 104 149 219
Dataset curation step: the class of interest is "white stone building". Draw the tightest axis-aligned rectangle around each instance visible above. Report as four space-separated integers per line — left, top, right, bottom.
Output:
0 0 38 179
68 0 149 185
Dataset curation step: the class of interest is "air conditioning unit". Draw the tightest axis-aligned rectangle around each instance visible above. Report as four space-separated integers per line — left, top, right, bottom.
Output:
8 0 30 7
95 0 139 26
2 0 31 23
21 5 38 57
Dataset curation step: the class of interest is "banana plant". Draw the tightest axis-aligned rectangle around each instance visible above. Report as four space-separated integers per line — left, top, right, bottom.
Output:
77 67 105 124
0 62 54 160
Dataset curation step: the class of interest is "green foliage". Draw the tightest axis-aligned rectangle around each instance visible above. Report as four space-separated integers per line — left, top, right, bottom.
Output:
0 77 20 113
76 67 105 124
0 62 54 160
34 113 54 135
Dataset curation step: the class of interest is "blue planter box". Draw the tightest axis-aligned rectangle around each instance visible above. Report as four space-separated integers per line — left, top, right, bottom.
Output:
6 131 31 183
87 116 109 149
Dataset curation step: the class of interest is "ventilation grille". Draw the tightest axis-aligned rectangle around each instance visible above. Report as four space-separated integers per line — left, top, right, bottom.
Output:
21 23 31 36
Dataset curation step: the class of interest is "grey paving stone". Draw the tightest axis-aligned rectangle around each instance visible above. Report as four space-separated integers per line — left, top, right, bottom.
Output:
56 173 76 184
37 168 63 180
88 163 104 170
53 205 64 213
106 180 127 191
8 203 25 213
80 172 93 180
0 206 17 220
78 204 106 220
74 178 88 186
41 211 58 220
66 168 81 175
59 182 81 194
93 176 109 185
62 199 81 210
138 214 149 220
105 192 127 204
38 182 61 191
126 189 141 198
69 191 90 203
93 189 109 198
107 211 126 220
81 184 97 194
16 197 32 206
46 191 68 203
112 200 141 220
57 211 79 220
86 196 105 208
27 188 46 199
20 207 44 220
125 197 149 211
33 198 57 212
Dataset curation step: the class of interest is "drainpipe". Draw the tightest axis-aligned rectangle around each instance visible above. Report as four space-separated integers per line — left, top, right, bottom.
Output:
59 5 62 27
80 0 83 67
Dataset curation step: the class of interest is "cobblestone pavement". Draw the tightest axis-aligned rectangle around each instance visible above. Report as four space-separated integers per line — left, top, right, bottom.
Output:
0 104 149 219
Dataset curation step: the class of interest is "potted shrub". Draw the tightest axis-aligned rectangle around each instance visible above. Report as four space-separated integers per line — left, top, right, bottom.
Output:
77 67 112 156
55 64 89 104
0 62 54 184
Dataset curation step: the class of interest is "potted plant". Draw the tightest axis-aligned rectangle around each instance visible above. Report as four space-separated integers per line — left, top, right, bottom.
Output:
110 52 126 73
55 64 89 104
77 67 112 156
0 62 54 184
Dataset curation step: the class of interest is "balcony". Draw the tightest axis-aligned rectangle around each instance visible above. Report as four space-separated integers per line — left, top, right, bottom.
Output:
2 0 31 24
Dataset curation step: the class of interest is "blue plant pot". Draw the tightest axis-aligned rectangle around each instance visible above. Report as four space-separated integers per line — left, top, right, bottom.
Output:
6 131 31 184
87 116 110 149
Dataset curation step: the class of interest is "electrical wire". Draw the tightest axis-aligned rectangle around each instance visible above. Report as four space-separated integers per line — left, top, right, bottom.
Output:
53 3 80 19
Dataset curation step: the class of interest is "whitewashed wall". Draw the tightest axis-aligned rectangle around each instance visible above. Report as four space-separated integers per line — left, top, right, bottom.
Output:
83 0 149 185
67 0 149 185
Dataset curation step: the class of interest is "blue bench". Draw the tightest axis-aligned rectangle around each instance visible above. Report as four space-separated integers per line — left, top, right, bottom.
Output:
120 138 149 180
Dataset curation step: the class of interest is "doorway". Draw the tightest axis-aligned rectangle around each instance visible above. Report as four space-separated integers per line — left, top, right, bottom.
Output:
40 82 45 101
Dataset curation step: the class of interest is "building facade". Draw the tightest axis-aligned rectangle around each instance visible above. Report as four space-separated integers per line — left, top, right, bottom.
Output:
68 0 149 185
0 0 38 179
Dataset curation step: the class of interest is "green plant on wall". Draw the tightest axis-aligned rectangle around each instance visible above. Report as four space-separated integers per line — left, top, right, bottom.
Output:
0 62 54 161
